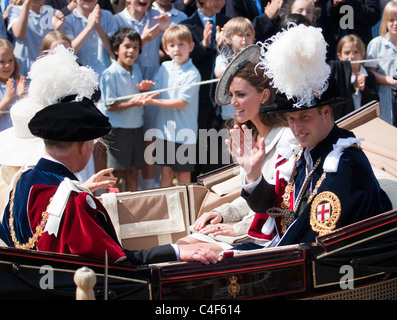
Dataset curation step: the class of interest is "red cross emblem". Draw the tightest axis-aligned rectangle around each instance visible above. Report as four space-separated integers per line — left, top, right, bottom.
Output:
316 203 330 221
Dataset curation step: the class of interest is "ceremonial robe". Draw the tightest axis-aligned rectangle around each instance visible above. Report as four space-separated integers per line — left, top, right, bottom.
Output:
0 158 77 247
27 184 177 264
0 158 177 265
242 125 392 245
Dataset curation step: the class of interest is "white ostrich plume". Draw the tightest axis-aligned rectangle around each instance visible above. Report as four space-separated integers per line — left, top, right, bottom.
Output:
27 45 98 107
258 24 331 108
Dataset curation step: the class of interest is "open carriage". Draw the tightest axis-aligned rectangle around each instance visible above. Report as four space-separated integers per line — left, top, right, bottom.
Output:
0 102 396 300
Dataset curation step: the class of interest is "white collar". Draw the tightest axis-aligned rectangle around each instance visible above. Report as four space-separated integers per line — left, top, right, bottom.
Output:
303 148 313 172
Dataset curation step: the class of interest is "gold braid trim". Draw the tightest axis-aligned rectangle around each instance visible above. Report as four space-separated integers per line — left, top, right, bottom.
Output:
9 187 52 250
267 143 358 237
266 154 301 234
267 156 323 235
267 207 295 234
280 154 300 210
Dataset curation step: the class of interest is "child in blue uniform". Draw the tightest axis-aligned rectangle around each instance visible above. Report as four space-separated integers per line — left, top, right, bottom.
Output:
138 24 200 187
365 1 397 126
7 0 57 76
114 0 170 189
100 28 154 191
0 39 25 132
62 0 117 80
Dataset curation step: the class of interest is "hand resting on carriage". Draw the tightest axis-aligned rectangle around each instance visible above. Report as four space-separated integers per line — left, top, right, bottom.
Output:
193 211 235 237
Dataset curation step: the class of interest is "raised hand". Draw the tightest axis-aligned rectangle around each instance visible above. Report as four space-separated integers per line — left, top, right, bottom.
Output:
355 72 366 92
136 80 155 92
202 20 213 48
87 4 100 31
141 19 160 46
52 9 65 30
154 13 170 33
16 76 26 98
225 124 266 184
84 168 117 192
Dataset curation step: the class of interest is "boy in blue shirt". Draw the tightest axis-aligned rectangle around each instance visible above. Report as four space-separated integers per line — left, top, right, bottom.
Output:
100 28 154 191
139 24 201 187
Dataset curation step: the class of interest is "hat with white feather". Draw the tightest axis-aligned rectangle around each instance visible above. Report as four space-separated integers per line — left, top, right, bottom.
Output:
0 45 106 166
258 24 345 114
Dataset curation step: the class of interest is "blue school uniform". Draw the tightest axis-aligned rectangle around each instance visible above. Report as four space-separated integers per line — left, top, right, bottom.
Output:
8 5 56 76
114 8 162 133
365 34 397 125
0 78 18 131
152 59 200 144
62 8 117 80
99 60 144 129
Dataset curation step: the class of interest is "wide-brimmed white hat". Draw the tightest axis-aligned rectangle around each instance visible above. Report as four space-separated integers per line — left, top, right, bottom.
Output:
0 45 99 167
0 97 45 166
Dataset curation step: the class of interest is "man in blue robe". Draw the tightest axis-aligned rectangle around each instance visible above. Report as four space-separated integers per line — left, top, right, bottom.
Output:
0 96 112 248
0 46 220 265
0 96 220 265
217 26 392 248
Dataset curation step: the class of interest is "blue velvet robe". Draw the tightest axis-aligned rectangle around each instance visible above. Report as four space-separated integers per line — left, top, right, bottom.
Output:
242 125 393 246
0 157 178 265
0 158 77 247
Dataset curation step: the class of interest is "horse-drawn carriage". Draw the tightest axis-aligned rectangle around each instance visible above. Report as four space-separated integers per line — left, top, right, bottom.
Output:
0 102 396 300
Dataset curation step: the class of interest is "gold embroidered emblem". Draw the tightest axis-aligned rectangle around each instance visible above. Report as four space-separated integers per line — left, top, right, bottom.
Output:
228 275 240 298
310 191 341 236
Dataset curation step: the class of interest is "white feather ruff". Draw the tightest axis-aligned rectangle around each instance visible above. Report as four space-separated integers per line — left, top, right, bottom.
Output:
258 24 330 108
27 45 98 107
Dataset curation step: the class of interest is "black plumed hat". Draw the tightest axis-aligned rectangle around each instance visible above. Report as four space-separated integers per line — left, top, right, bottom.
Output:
260 77 346 114
28 96 111 142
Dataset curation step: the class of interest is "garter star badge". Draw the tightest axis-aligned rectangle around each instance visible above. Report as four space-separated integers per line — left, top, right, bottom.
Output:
310 191 341 236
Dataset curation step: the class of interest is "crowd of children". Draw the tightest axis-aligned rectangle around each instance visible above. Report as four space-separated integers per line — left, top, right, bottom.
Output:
0 0 395 191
